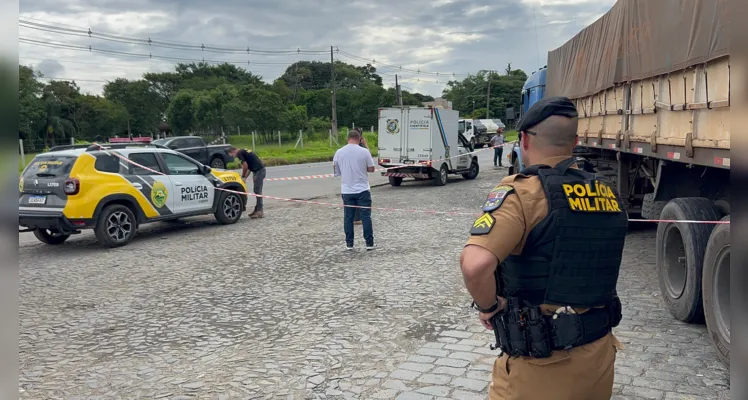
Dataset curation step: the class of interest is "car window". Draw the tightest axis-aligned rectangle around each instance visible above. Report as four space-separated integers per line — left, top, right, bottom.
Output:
162 153 200 175
129 153 163 175
94 154 121 173
186 138 203 148
170 139 186 149
22 155 77 178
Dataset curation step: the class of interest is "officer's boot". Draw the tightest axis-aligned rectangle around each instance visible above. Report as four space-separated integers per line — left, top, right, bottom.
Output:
250 210 264 219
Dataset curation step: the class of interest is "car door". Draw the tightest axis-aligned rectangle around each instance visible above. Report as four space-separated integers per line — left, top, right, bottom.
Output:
160 152 215 215
125 152 177 217
183 138 208 163
455 135 471 170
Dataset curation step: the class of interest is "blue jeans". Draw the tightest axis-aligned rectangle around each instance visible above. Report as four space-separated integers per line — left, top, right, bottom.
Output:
342 190 373 246
494 147 503 166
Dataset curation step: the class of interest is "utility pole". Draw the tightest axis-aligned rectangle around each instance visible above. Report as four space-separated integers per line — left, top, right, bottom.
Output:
395 74 403 106
330 46 338 138
486 71 492 119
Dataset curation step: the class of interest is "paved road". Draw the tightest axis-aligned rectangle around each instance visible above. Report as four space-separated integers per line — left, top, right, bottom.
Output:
20 144 729 399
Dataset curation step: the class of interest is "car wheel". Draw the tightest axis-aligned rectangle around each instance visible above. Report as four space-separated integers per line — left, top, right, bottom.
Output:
656 198 720 323
389 176 403 187
215 191 243 224
94 204 137 248
703 215 730 368
462 160 479 180
433 164 448 186
210 157 226 169
33 229 69 245
469 137 476 148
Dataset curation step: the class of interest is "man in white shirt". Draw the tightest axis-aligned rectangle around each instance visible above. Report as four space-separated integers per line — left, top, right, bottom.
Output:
333 129 376 251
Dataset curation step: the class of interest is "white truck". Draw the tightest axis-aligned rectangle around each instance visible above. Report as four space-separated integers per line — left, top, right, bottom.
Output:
377 107 479 186
458 118 506 148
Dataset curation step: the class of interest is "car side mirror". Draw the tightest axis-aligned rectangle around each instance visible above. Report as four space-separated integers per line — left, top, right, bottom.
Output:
201 165 212 174
169 144 178 150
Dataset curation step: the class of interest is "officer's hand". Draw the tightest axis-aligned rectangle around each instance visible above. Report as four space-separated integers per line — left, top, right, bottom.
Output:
478 296 507 330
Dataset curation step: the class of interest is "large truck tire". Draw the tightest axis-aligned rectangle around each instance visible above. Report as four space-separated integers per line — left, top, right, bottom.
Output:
702 215 730 368
433 164 448 186
656 198 720 323
641 193 668 220
389 176 403 187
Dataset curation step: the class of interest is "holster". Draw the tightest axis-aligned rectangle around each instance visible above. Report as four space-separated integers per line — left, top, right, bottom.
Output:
488 296 622 358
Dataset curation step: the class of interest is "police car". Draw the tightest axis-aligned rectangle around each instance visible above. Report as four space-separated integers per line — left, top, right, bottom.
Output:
19 144 249 247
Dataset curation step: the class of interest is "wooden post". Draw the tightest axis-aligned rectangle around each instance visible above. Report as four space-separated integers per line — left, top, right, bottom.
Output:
278 130 281 147
252 131 256 150
19 139 25 168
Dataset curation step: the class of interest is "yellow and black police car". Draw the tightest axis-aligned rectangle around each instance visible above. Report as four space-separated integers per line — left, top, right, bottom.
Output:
19 144 249 247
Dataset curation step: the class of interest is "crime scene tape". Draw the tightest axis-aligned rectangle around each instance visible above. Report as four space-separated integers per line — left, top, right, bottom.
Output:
262 142 518 182
91 143 730 224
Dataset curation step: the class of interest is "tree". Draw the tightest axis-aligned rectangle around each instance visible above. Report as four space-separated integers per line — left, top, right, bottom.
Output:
19 65 45 142
103 78 163 136
281 104 308 133
222 98 253 131
442 69 527 122
166 89 197 134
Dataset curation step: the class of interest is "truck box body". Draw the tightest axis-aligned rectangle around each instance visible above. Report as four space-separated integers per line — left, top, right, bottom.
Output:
378 107 477 185
378 107 462 168
545 0 730 170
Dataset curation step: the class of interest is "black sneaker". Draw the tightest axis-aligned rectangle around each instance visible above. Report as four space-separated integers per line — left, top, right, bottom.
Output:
345 244 354 251
365 244 377 251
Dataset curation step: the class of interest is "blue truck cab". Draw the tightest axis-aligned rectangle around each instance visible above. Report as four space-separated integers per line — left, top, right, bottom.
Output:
509 67 547 174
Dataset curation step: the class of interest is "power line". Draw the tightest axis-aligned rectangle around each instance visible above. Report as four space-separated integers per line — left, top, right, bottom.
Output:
19 37 328 69
336 49 472 78
37 76 110 83
19 18 473 78
19 19 330 56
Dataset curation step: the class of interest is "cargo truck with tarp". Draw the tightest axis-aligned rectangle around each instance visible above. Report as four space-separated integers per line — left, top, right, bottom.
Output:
508 0 731 368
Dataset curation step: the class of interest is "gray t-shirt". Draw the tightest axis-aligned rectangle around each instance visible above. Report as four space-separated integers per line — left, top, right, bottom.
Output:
490 134 505 147
333 144 375 194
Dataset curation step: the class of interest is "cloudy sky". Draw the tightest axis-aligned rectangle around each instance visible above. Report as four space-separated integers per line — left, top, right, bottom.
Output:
19 0 615 97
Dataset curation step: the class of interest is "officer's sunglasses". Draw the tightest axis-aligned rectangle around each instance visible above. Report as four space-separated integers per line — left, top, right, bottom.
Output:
518 130 538 142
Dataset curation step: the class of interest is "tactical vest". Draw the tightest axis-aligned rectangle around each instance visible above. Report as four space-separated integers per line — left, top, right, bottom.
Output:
499 157 629 308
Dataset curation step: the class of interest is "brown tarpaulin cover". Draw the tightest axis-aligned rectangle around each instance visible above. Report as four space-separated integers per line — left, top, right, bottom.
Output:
546 0 730 99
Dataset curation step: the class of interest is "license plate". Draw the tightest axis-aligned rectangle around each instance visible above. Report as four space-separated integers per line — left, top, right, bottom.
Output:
404 160 414 164
28 195 47 205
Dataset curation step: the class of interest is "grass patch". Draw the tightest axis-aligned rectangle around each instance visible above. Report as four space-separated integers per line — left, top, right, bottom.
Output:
226 133 378 169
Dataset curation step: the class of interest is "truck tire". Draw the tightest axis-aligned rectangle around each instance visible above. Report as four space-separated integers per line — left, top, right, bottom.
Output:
33 229 69 245
462 159 479 180
94 204 137 248
210 157 226 169
469 137 476 149
702 215 730 368
641 193 668 220
389 176 403 187
656 198 720 323
214 191 243 224
433 164 448 186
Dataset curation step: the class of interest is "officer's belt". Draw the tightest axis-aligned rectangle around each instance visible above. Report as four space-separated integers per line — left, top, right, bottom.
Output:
490 297 622 358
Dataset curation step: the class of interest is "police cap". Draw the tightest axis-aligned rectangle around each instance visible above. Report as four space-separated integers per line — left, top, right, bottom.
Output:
517 96 579 133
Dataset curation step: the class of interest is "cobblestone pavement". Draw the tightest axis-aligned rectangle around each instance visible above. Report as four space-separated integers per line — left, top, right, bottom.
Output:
19 167 729 399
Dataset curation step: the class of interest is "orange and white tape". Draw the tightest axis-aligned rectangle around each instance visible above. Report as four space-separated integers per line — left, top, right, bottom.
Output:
91 143 729 224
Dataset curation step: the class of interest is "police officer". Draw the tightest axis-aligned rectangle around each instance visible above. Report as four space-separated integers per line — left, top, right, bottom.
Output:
459 96 627 400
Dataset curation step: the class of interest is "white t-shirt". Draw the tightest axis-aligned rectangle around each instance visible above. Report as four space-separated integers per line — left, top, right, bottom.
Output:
333 144 374 194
